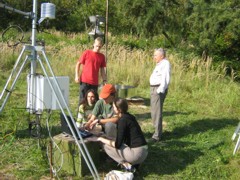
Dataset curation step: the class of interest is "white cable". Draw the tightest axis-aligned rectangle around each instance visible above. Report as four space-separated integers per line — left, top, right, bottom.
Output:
45 110 64 176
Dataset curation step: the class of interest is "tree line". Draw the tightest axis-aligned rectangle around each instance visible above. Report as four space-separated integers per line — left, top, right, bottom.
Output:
0 0 239 62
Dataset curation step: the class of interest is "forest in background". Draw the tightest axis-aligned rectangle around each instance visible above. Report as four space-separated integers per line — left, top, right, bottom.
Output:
0 0 240 77
0 1 240 179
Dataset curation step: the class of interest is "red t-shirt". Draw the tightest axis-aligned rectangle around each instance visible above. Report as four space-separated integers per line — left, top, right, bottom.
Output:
79 50 106 85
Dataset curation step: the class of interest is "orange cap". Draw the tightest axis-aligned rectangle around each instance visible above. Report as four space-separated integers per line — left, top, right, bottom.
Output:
100 84 116 99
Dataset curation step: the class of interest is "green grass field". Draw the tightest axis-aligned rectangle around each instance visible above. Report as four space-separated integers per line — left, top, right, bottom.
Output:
0 32 240 179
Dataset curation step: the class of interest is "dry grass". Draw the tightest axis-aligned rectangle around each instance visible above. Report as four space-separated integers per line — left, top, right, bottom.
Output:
1 32 240 180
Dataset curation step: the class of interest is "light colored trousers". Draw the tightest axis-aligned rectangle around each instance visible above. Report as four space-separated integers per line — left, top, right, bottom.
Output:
150 86 167 140
103 144 148 165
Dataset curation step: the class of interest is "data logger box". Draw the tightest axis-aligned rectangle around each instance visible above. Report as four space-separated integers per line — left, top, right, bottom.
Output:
27 75 69 111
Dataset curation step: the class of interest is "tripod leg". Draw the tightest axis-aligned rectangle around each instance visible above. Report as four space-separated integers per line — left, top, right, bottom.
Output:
0 46 26 100
0 53 29 113
38 51 100 180
233 135 240 155
232 122 240 141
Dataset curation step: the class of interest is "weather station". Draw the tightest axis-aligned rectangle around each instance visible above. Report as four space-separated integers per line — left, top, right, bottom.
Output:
0 1 100 179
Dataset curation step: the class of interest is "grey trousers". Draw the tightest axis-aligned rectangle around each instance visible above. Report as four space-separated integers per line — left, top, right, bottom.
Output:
103 144 148 165
150 87 167 140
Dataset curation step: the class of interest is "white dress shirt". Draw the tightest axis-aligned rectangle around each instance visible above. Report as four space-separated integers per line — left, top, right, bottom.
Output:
149 59 171 94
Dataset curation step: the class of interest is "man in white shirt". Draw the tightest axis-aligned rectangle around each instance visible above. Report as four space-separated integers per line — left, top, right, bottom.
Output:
149 48 171 143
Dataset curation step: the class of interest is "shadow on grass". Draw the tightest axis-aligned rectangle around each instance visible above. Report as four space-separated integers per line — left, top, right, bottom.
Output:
15 124 62 139
4 114 239 179
166 118 239 140
134 111 191 122
137 118 239 178
135 141 203 178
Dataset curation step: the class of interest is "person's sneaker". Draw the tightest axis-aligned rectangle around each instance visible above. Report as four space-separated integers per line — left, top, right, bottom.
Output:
124 165 136 173
119 163 136 173
148 138 159 143
128 166 136 173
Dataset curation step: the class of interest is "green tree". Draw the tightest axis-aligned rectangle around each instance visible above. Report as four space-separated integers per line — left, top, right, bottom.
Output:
114 0 180 47
0 0 32 31
185 0 240 60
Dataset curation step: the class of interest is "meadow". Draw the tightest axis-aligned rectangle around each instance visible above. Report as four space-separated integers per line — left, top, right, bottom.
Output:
0 31 240 179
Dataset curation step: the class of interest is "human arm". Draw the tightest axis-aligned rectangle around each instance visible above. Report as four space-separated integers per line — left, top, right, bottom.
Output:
100 67 107 84
157 60 171 94
84 100 102 129
75 61 83 83
85 99 119 129
87 116 119 130
88 136 115 147
76 105 86 127
84 114 97 130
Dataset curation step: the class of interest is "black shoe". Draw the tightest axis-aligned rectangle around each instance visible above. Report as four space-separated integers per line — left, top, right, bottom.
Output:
148 138 159 143
132 164 140 171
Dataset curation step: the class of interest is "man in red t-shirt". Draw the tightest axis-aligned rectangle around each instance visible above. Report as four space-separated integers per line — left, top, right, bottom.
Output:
75 37 107 106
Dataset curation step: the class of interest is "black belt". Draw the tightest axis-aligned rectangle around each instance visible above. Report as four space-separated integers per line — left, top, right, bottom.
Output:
150 84 160 87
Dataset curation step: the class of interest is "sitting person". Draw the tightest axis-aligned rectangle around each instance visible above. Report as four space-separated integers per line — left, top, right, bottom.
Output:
85 84 119 139
76 89 99 128
88 98 148 172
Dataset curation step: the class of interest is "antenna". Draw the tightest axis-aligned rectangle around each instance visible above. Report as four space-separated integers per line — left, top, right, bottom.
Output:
0 1 99 179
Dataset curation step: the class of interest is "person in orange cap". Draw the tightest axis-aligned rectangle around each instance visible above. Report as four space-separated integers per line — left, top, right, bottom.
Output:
88 98 148 173
85 84 119 139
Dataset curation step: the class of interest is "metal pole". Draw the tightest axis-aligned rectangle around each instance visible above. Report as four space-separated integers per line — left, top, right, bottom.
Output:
29 0 38 113
0 3 31 17
39 49 100 179
0 1 100 178
105 0 109 77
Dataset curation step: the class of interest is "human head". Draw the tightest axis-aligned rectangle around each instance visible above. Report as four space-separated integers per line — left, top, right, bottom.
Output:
154 48 166 63
99 84 116 104
93 37 103 52
113 98 128 114
82 89 99 106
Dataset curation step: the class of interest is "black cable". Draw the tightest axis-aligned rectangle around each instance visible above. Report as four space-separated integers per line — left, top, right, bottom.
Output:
1 25 24 47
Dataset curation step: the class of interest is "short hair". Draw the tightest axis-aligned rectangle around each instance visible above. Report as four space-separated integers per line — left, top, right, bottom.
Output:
155 48 166 57
95 37 103 45
114 98 128 114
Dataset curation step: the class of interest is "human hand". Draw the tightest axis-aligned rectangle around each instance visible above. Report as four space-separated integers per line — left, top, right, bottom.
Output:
87 114 92 120
89 119 98 129
75 77 80 83
84 121 91 130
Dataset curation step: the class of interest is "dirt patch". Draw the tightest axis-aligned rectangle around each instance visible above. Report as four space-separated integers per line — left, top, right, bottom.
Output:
0 164 18 180
0 173 15 180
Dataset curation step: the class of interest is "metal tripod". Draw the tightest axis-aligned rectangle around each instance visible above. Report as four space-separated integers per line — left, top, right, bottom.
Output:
0 44 100 179
0 0 99 179
232 122 240 155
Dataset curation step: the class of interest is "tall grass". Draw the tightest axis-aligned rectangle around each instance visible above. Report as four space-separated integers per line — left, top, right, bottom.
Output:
1 32 239 116
1 32 239 121
0 31 240 179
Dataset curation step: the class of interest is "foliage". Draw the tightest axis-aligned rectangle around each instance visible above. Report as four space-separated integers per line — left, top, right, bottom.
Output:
0 32 240 179
0 0 240 63
184 0 240 59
